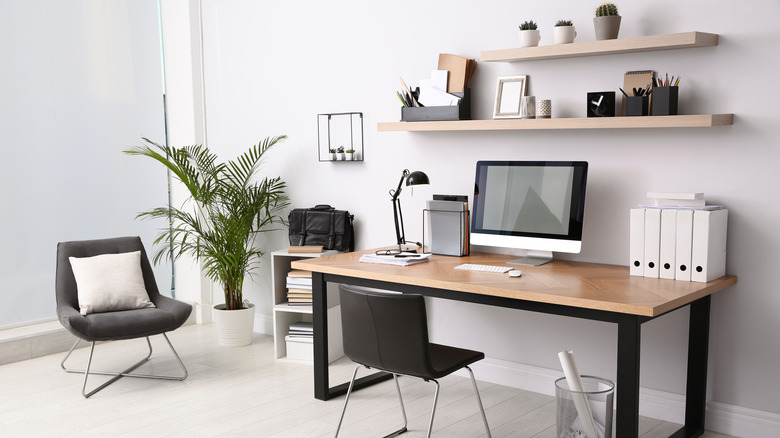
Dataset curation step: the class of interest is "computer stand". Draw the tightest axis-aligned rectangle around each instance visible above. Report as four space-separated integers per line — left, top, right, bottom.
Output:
507 250 553 266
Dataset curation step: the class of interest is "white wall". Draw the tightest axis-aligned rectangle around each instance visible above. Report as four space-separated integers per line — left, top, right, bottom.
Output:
184 0 779 423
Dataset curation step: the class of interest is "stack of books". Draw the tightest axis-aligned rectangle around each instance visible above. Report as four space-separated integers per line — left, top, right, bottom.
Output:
286 269 312 306
285 321 313 341
640 192 721 210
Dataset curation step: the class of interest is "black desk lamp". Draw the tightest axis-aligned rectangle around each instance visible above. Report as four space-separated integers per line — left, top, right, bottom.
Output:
388 169 430 254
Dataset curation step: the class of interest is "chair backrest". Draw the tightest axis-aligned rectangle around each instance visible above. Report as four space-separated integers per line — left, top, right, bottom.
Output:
56 236 161 311
339 284 433 378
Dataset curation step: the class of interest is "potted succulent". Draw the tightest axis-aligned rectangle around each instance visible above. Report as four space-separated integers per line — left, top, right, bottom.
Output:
594 2 621 40
345 148 356 160
553 19 577 44
124 136 290 347
328 147 337 161
336 146 345 161
518 20 540 48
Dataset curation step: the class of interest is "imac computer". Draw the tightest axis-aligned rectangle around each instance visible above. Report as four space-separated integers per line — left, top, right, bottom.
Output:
470 161 588 266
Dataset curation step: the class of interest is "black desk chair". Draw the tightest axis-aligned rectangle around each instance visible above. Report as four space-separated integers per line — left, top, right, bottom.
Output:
55 236 192 398
335 284 491 438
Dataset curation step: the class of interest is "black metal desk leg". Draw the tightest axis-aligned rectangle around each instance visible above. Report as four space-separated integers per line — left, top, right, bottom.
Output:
616 315 641 438
684 296 712 436
312 272 329 401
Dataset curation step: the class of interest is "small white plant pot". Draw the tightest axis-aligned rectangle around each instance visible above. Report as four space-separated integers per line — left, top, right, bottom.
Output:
518 29 541 47
329 153 336 161
345 153 354 161
553 26 577 44
337 153 345 161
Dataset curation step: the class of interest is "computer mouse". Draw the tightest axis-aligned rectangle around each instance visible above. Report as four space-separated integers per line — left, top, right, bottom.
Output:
508 270 523 277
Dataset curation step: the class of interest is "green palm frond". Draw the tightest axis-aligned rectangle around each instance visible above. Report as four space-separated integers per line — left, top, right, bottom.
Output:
124 136 289 310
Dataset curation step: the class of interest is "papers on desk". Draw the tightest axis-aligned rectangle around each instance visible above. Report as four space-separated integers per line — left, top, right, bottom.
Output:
359 253 431 266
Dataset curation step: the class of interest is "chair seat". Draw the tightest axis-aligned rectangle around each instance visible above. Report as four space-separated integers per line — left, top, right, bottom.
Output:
63 306 187 341
429 343 485 379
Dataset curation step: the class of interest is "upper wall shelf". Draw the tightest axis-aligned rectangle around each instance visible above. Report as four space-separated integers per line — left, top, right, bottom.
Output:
481 31 718 63
377 114 734 132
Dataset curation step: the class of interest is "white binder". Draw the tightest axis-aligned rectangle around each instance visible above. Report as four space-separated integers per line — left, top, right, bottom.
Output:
659 209 677 279
691 209 728 283
643 208 661 278
629 208 645 276
675 210 694 281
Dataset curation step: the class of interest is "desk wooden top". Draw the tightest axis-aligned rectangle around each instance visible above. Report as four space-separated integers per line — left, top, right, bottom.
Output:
291 249 736 317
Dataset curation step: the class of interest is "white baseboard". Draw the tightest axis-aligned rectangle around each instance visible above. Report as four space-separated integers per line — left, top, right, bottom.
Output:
254 313 273 335
460 357 780 438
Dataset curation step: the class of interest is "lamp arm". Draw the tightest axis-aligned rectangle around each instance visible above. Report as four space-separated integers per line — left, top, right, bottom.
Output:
392 197 405 247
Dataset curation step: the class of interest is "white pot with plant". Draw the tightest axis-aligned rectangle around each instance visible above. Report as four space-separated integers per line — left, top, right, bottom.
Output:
345 148 355 160
518 20 540 47
553 19 576 44
336 146 345 161
329 148 337 161
594 2 621 40
124 136 290 347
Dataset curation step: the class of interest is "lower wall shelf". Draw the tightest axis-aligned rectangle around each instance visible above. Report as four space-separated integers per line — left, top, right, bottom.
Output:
377 114 734 132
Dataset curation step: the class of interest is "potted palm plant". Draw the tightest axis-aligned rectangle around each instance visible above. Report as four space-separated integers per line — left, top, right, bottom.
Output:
124 136 290 347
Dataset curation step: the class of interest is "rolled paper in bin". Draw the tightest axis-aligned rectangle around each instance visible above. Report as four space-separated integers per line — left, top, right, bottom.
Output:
555 372 614 438
557 351 599 438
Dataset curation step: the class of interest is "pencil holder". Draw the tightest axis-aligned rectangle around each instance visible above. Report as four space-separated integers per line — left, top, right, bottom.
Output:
625 95 649 116
651 86 679 116
556 376 614 438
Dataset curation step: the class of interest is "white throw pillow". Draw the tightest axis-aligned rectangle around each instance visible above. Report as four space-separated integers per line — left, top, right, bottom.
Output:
69 250 155 315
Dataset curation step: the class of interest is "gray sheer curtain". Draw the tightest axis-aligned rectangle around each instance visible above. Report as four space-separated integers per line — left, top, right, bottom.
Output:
0 0 170 327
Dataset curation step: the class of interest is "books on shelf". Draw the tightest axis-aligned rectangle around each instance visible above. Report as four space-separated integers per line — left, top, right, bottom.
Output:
286 269 313 305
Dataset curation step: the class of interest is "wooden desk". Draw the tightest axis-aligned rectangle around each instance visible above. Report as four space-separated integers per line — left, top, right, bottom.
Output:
291 250 736 438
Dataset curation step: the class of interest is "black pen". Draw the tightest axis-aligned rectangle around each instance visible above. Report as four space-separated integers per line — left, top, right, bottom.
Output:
395 254 422 258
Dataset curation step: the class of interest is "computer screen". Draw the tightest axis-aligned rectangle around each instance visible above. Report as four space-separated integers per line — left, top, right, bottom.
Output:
471 161 588 265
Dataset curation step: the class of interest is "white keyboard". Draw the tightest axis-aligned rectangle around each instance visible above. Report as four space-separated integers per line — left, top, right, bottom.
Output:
454 264 513 273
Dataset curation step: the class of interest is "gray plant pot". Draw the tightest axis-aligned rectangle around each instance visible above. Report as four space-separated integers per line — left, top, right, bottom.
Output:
594 15 621 40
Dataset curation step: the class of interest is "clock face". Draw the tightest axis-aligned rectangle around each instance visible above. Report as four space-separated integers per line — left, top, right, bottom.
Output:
587 92 615 117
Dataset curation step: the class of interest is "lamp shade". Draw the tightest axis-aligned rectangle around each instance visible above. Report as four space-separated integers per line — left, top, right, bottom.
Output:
405 171 430 186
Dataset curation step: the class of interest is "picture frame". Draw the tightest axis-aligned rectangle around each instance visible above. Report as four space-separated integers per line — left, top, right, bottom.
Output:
493 76 528 119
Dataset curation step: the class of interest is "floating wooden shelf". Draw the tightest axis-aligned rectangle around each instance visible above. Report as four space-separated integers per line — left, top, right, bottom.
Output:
377 114 734 132
481 31 718 63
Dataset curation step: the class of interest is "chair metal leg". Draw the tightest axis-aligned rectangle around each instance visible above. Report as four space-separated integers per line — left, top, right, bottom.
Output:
335 366 408 438
60 333 188 398
466 366 492 438
425 379 441 438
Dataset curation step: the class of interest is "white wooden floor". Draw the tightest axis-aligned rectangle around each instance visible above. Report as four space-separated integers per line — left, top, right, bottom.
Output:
0 323 736 437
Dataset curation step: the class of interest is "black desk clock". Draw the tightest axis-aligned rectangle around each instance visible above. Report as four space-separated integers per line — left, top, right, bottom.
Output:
587 91 616 117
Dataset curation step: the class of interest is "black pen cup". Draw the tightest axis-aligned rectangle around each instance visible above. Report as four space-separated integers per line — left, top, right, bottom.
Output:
625 95 649 116
651 86 679 116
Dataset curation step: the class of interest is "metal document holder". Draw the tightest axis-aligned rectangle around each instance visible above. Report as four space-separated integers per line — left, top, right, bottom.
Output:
422 208 470 256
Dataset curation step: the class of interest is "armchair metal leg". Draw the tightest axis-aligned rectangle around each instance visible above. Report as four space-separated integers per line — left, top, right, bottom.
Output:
60 333 188 398
466 366 492 438
335 366 408 438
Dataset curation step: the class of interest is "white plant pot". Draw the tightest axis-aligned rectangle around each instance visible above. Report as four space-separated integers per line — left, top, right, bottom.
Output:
345 153 354 160
518 29 541 47
213 303 255 347
329 153 336 161
337 153 345 161
553 26 577 44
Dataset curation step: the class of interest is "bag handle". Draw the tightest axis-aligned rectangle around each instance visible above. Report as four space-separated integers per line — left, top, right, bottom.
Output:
311 204 334 211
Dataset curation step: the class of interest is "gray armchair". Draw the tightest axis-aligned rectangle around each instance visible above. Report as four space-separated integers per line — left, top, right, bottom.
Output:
56 236 191 398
